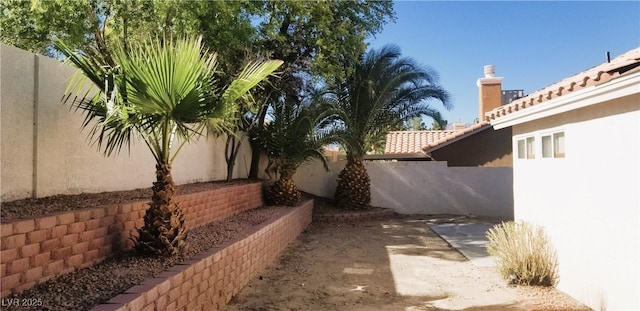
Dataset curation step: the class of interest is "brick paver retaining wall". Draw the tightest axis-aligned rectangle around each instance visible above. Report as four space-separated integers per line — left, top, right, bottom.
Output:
90 200 313 311
313 208 396 222
0 182 263 296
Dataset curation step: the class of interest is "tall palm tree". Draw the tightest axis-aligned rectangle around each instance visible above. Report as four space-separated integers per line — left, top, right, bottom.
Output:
330 44 451 209
257 100 336 206
57 36 282 256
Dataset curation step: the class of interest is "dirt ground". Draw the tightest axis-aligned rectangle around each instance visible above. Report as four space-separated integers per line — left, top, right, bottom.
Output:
226 216 591 311
2 185 591 311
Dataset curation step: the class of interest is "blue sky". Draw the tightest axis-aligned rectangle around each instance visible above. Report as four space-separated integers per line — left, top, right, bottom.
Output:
368 1 640 126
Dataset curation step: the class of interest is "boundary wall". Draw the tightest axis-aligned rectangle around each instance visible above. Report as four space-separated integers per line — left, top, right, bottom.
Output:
0 43 257 202
295 160 513 218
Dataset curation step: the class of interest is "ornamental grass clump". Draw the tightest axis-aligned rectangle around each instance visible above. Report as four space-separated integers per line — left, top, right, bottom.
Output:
486 221 559 287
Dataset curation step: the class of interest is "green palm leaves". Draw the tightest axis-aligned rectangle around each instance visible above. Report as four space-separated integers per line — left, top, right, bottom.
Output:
57 36 282 256
331 44 451 209
332 44 451 160
57 36 282 164
257 101 336 206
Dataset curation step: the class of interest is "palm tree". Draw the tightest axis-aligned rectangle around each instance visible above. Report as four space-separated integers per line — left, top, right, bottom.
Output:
330 44 451 209
57 36 282 256
429 111 448 130
257 100 335 206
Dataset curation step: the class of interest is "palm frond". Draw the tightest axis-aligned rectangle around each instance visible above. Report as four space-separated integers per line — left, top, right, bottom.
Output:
57 35 281 165
222 60 284 104
326 44 451 158
256 98 338 180
207 60 283 135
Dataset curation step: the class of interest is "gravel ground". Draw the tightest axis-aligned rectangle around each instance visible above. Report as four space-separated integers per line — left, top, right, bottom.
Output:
2 204 288 311
1 180 284 310
1 179 255 219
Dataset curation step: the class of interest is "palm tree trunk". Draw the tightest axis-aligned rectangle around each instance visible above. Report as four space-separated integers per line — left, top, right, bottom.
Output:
134 163 187 257
266 167 300 206
335 158 371 209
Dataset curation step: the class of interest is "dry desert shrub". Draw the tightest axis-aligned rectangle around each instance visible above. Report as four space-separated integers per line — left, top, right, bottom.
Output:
486 221 559 287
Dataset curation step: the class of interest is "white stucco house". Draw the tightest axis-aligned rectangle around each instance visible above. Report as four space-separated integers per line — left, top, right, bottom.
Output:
485 48 640 311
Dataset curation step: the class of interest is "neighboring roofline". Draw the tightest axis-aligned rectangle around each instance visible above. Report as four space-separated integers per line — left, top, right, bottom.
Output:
384 130 457 154
421 122 493 153
491 70 640 130
386 130 456 134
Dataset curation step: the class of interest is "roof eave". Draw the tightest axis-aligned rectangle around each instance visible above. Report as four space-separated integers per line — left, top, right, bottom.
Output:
489 70 640 130
421 124 493 153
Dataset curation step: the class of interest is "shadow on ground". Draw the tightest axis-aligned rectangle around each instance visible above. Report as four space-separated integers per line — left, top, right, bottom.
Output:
226 215 511 310
226 214 588 311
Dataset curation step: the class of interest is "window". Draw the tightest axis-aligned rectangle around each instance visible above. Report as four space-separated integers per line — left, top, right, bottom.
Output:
526 137 535 159
516 136 536 159
516 130 565 160
542 135 552 158
517 139 526 159
541 131 565 158
553 132 565 158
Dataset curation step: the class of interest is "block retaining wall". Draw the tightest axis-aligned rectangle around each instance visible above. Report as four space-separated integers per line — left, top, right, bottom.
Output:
90 200 313 311
313 208 396 222
0 182 263 296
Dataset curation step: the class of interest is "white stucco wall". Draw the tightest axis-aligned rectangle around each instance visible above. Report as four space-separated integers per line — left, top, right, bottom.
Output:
1 44 254 202
294 160 514 218
512 94 640 310
1 44 36 200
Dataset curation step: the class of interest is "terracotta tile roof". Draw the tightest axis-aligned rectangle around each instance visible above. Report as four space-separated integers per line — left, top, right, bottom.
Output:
384 130 456 154
385 122 493 154
485 47 640 121
422 121 492 153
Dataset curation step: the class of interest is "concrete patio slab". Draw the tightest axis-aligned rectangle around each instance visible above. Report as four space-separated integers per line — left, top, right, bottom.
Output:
343 267 373 275
428 222 497 267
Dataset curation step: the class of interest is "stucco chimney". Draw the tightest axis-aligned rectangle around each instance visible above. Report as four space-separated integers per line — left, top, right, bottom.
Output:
477 65 504 121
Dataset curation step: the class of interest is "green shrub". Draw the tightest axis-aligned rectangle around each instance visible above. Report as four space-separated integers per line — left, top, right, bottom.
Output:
486 221 559 287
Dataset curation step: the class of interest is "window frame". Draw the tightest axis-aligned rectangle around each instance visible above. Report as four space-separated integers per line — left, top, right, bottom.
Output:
515 135 536 160
515 129 566 160
553 132 565 158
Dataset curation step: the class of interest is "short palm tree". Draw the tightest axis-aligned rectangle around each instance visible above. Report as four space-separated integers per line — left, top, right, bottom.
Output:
257 101 335 206
57 36 282 256
330 44 451 209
